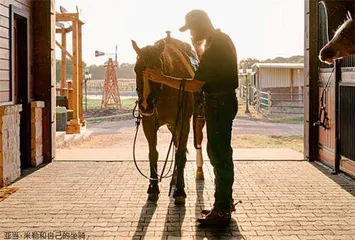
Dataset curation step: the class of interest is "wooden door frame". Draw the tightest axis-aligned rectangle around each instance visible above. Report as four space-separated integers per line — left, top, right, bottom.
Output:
304 0 320 162
10 5 31 169
10 5 30 105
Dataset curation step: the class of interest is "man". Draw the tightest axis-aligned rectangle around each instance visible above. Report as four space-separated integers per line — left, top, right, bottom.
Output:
143 9 238 226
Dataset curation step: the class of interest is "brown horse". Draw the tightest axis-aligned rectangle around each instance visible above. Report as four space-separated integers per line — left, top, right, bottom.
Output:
319 11 355 64
131 35 205 204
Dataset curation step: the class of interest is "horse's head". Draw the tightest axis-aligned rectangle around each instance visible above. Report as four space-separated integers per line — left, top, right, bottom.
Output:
131 40 165 115
319 12 355 64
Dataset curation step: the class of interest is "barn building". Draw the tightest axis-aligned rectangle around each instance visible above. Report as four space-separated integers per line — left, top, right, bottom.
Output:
251 63 304 95
0 0 55 187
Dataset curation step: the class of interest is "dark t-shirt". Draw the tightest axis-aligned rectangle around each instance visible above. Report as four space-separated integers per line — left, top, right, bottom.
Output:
194 30 239 94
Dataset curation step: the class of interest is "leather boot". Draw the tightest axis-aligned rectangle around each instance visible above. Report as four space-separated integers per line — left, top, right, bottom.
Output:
197 209 231 227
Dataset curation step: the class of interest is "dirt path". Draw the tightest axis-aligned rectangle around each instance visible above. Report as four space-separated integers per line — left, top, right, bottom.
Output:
55 118 304 161
79 118 303 149
60 119 303 149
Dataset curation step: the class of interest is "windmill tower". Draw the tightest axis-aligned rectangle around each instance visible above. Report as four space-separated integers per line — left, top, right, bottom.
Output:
95 45 121 109
101 58 121 109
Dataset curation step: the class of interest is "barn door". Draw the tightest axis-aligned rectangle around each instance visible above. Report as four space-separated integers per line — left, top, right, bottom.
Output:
316 1 336 167
316 0 355 176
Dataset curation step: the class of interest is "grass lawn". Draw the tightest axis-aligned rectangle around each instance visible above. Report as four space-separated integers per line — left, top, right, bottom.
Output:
83 97 137 119
234 135 304 153
84 97 137 110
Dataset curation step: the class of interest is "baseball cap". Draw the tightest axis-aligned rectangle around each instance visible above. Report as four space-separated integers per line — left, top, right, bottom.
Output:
179 9 212 32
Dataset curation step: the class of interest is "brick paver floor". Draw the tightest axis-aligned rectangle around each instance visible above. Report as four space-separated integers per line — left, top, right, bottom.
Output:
0 160 354 239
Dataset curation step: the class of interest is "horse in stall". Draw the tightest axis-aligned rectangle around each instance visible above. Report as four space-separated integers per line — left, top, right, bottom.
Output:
131 33 205 205
319 11 355 64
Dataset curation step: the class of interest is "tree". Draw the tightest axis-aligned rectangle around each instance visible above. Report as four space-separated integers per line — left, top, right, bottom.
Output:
86 62 136 79
239 58 260 72
56 58 87 83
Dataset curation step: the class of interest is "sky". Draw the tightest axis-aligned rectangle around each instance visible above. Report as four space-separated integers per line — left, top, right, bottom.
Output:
55 0 304 66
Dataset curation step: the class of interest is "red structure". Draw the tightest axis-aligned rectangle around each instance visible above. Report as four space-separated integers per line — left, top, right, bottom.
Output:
101 58 121 109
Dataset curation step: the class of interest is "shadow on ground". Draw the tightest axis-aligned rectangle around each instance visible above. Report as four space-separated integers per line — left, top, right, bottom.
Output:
132 200 158 239
311 161 355 197
131 180 243 239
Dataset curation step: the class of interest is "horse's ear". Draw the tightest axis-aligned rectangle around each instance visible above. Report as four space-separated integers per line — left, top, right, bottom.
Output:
131 40 141 55
347 11 352 20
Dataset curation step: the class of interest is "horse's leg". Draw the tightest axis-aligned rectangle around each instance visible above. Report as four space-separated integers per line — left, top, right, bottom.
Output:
193 114 205 180
142 117 160 202
173 121 190 205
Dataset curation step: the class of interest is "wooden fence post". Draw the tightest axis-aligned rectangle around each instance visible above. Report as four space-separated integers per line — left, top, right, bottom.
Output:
256 90 260 112
267 91 272 114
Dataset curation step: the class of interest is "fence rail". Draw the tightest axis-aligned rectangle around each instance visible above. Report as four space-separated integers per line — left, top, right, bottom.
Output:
240 85 304 114
86 79 137 94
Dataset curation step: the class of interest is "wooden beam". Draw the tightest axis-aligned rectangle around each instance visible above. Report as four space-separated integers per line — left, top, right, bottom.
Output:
32 0 55 163
55 23 83 34
55 41 73 59
65 25 72 33
66 19 80 134
78 21 85 126
304 0 319 162
60 29 66 95
56 13 79 22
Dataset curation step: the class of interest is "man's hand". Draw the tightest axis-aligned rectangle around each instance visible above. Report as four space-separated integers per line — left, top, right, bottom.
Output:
143 68 165 83
191 38 204 60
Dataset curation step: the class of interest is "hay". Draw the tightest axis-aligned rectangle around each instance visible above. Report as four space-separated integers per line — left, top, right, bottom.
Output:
0 187 19 202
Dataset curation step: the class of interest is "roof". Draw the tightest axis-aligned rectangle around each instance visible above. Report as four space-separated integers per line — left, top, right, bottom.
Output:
252 63 304 69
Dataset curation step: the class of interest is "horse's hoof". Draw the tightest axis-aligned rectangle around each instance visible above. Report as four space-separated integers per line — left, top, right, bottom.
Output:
147 193 159 202
196 168 204 180
174 196 186 205
147 182 160 192
173 188 186 205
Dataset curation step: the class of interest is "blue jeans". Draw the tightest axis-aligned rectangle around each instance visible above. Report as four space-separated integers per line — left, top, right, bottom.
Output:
205 92 238 212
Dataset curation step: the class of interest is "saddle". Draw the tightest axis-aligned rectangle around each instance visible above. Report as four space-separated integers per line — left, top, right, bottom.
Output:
141 35 203 116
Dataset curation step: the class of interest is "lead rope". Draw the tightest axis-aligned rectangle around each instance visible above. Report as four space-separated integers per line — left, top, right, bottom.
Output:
132 100 158 180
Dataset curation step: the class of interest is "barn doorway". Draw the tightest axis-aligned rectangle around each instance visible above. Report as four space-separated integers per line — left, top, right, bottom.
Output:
11 6 31 169
54 2 305 162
